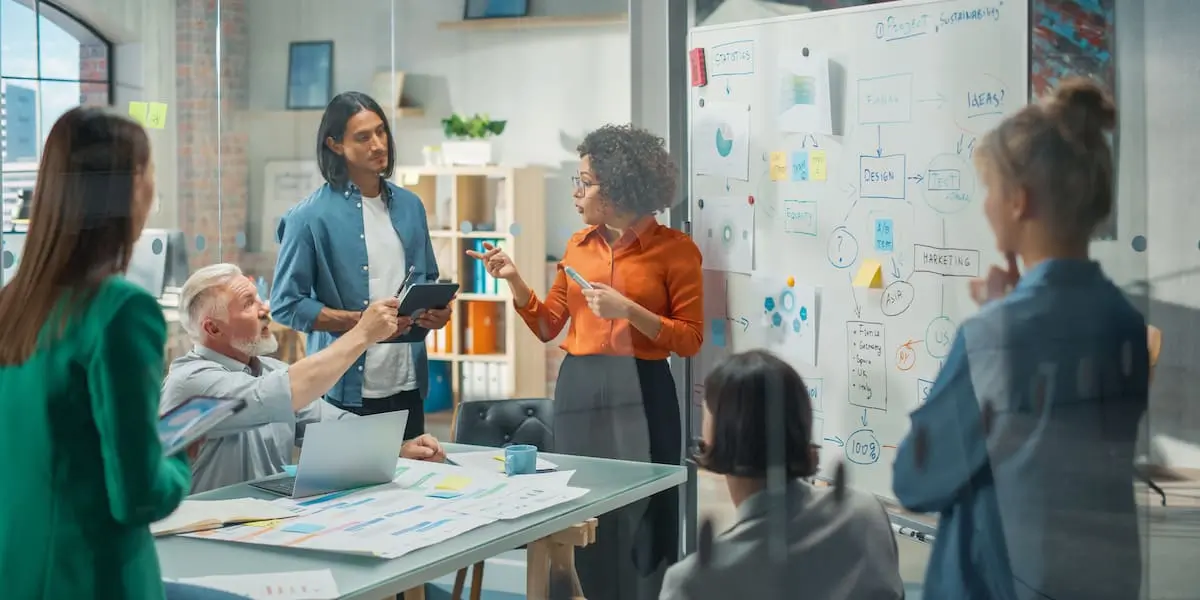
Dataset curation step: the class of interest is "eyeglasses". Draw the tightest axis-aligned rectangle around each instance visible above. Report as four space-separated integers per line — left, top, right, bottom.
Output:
570 175 599 193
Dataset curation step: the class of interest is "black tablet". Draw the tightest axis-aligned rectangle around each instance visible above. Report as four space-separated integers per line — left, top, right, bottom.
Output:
385 282 460 344
158 396 247 456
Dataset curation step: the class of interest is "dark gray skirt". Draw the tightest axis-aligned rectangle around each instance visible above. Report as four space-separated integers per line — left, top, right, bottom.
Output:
551 354 681 600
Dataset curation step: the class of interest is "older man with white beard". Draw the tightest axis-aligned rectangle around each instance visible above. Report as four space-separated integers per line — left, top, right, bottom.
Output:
161 263 444 493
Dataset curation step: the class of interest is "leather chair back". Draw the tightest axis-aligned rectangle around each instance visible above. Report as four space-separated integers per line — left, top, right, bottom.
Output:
452 398 554 452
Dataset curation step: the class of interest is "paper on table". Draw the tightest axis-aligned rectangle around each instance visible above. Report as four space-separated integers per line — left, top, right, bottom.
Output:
176 569 339 600
152 498 300 536
511 469 575 488
448 450 558 474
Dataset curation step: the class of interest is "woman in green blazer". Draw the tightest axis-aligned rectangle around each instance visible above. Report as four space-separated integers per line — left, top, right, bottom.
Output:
0 109 240 599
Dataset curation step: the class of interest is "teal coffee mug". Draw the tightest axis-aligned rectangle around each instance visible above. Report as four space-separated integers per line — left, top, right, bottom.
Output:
504 444 537 476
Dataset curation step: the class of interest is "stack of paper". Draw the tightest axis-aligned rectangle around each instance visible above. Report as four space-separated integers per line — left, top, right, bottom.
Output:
152 498 300 536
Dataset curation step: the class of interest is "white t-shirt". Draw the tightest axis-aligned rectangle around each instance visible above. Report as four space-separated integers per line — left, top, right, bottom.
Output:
361 194 417 397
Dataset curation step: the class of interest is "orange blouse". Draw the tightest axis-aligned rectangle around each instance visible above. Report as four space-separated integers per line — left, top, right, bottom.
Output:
515 217 704 360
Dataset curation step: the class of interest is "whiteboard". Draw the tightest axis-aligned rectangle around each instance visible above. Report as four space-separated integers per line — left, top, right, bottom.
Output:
262 161 323 248
688 0 1028 501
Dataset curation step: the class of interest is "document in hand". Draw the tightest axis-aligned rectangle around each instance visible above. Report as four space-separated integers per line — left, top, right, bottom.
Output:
152 498 300 536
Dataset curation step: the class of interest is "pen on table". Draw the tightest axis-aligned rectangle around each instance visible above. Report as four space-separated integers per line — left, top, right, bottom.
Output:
394 265 416 298
891 523 935 544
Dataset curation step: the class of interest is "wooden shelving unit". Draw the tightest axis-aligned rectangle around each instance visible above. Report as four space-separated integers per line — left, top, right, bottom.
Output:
437 13 627 31
395 165 547 411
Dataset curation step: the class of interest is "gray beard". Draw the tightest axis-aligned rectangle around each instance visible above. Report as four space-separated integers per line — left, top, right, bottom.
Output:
233 333 279 358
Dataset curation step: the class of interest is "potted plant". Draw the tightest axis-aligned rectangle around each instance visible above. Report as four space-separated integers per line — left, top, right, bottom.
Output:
441 113 507 166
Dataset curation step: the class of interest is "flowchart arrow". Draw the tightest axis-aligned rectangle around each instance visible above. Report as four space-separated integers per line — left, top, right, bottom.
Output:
824 436 845 448
917 92 946 108
876 125 883 157
724 178 731 191
727 316 750 332
957 134 976 157
847 272 862 318
725 78 731 95
907 173 925 184
890 256 902 278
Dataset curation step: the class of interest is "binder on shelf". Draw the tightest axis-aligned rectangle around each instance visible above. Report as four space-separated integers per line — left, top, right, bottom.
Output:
464 301 499 355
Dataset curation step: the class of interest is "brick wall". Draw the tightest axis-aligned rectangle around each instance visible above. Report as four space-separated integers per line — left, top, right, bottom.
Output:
175 0 249 268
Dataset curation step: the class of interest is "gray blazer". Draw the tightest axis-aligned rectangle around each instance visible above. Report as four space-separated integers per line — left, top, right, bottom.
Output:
661 480 904 600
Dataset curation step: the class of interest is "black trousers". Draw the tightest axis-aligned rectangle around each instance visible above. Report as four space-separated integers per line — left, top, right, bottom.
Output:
339 389 425 440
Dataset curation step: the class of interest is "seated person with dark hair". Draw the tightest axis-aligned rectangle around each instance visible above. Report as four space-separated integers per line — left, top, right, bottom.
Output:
661 350 903 600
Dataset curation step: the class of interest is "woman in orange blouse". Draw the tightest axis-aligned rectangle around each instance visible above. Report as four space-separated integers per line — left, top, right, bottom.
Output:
469 124 703 599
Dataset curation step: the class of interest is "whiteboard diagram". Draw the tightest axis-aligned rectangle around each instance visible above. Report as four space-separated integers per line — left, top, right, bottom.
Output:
689 0 1027 500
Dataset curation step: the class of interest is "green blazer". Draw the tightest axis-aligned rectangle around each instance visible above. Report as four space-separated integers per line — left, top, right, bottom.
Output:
0 277 191 599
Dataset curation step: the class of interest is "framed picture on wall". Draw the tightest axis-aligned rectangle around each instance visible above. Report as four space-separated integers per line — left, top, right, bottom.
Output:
287 41 334 110
463 0 529 19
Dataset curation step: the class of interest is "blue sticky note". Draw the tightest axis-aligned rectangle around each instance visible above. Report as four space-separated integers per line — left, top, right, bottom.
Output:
281 523 324 534
790 151 809 181
874 218 894 253
709 319 727 347
427 490 462 499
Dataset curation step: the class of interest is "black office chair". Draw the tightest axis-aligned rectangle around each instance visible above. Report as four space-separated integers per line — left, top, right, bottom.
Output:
450 398 554 600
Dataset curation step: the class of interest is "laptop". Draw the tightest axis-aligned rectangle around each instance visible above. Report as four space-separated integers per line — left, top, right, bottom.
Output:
251 410 408 498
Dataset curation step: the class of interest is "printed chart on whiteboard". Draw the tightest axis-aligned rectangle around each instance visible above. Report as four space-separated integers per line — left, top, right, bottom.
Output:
688 0 1028 501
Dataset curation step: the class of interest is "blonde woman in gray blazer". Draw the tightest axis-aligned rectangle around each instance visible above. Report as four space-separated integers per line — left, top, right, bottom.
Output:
662 351 904 600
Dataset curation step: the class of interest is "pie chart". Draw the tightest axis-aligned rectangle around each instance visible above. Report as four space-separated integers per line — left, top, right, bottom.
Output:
715 124 735 157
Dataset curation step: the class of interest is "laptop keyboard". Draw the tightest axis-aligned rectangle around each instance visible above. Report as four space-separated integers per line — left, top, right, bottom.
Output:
251 476 296 496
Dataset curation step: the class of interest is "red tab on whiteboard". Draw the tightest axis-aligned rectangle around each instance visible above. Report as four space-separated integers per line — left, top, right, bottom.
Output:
689 48 708 87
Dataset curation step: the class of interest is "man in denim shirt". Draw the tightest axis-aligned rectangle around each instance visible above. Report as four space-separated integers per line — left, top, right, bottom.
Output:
271 92 449 440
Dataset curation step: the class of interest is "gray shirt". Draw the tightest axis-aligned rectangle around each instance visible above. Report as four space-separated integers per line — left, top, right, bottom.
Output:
661 480 904 600
160 345 349 493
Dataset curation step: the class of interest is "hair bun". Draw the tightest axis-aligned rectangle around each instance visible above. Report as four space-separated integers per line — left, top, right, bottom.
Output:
1048 77 1117 138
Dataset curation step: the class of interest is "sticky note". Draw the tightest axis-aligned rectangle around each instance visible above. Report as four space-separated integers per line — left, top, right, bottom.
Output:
790 151 809 181
427 490 462 499
853 259 884 288
709 319 727 347
128 102 148 126
146 102 168 129
281 523 324 534
874 218 894 253
810 150 827 181
435 475 472 491
243 519 285 528
769 152 788 181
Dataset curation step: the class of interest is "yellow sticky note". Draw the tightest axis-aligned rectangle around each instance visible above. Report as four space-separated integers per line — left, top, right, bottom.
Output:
853 259 883 288
243 519 284 528
128 102 149 126
146 102 168 129
769 151 789 181
435 475 472 491
809 150 827 181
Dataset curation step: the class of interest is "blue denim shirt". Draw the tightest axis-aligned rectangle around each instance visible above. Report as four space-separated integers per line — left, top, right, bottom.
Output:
269 180 438 407
893 259 1147 600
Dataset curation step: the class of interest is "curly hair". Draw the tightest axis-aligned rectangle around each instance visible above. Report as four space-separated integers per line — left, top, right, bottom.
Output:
577 124 677 215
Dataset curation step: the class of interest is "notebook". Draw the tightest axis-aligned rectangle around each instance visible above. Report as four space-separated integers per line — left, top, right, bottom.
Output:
151 498 298 536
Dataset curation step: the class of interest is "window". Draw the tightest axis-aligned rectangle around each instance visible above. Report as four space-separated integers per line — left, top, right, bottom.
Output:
1 0 112 226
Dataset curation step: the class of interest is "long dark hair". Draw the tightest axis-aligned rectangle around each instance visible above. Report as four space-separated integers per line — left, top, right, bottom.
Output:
315 91 395 189
0 108 150 364
696 350 817 479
